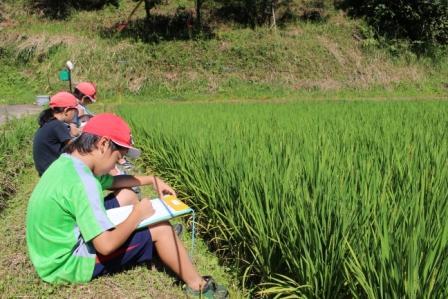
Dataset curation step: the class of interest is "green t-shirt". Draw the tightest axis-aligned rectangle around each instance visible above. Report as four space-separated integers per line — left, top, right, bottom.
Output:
26 154 115 283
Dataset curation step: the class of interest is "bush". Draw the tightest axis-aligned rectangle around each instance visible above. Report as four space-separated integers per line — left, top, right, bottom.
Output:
336 0 448 52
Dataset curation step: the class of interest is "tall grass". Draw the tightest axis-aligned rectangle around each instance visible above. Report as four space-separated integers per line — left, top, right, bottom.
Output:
119 101 448 297
0 117 36 210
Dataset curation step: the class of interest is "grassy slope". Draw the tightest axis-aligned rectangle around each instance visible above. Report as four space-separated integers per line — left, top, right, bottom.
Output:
0 117 242 297
0 0 447 104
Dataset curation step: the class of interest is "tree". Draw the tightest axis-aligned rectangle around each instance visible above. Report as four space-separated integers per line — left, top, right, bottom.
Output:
336 0 448 51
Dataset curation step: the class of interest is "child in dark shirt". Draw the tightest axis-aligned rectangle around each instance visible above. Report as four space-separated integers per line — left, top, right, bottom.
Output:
32 91 80 176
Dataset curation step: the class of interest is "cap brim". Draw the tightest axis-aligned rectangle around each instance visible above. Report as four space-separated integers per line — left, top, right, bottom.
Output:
111 140 140 159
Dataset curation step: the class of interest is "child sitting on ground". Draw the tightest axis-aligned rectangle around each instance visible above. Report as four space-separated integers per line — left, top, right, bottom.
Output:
72 82 140 195
32 91 80 177
26 113 228 298
74 81 143 199
72 81 97 128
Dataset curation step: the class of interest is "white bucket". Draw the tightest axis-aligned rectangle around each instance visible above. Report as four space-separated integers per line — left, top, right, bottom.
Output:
36 95 50 106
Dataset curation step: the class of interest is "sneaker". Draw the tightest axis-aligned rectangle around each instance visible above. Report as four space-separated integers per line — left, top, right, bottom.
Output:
184 276 229 299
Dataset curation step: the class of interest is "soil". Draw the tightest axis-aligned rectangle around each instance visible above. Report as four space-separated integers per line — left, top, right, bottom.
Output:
0 104 42 125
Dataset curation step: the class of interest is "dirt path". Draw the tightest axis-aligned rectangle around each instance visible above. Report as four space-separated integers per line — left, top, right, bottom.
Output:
0 105 42 125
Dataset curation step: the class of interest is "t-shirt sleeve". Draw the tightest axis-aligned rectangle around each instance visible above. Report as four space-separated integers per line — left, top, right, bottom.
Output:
72 180 115 242
53 121 71 143
97 175 114 189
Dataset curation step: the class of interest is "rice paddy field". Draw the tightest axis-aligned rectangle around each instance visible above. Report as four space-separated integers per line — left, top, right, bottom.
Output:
118 100 448 298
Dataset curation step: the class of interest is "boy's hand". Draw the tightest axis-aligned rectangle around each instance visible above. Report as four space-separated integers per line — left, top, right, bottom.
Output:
69 123 81 137
134 198 155 220
153 177 176 199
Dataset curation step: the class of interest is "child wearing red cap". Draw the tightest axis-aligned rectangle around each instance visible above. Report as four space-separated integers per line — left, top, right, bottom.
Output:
32 91 81 176
72 82 141 196
73 82 97 128
26 113 228 298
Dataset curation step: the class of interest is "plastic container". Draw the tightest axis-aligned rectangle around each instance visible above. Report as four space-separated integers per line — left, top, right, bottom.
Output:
36 95 50 106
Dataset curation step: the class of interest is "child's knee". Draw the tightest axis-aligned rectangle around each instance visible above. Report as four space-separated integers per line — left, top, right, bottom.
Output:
115 188 139 206
149 221 174 238
151 221 172 231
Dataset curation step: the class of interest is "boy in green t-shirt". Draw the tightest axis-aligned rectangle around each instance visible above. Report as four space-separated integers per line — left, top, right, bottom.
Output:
26 113 228 298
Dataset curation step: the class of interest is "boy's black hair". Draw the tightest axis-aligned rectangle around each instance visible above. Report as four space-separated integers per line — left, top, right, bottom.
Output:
65 133 100 154
38 107 65 127
73 88 85 101
65 133 128 155
109 140 128 153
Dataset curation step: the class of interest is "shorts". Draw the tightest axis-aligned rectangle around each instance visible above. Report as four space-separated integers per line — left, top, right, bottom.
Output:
92 193 153 278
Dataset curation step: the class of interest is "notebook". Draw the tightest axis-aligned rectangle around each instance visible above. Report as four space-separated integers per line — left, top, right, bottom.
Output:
106 195 193 229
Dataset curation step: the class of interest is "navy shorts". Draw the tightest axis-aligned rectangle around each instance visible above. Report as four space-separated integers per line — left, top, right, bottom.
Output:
92 193 153 278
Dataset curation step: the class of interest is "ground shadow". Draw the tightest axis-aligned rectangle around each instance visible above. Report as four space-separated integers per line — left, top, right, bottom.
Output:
211 3 254 26
101 11 214 43
28 0 119 20
211 2 328 28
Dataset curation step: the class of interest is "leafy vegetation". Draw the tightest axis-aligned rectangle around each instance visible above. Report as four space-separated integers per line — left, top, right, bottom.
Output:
0 0 447 104
0 117 36 211
119 101 448 297
23 0 448 55
336 0 448 54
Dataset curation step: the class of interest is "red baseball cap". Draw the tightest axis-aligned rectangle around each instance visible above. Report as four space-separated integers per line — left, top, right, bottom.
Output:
82 113 140 158
75 82 97 102
49 92 78 109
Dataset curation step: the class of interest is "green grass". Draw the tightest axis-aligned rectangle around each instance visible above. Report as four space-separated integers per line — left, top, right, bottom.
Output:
0 0 447 103
0 60 41 104
0 117 36 209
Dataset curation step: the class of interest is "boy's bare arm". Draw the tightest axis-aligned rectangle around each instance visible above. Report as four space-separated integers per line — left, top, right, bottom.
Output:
110 175 176 198
92 199 154 255
110 174 153 188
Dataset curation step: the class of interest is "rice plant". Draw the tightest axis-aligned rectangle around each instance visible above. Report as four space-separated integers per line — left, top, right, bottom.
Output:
119 101 448 298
